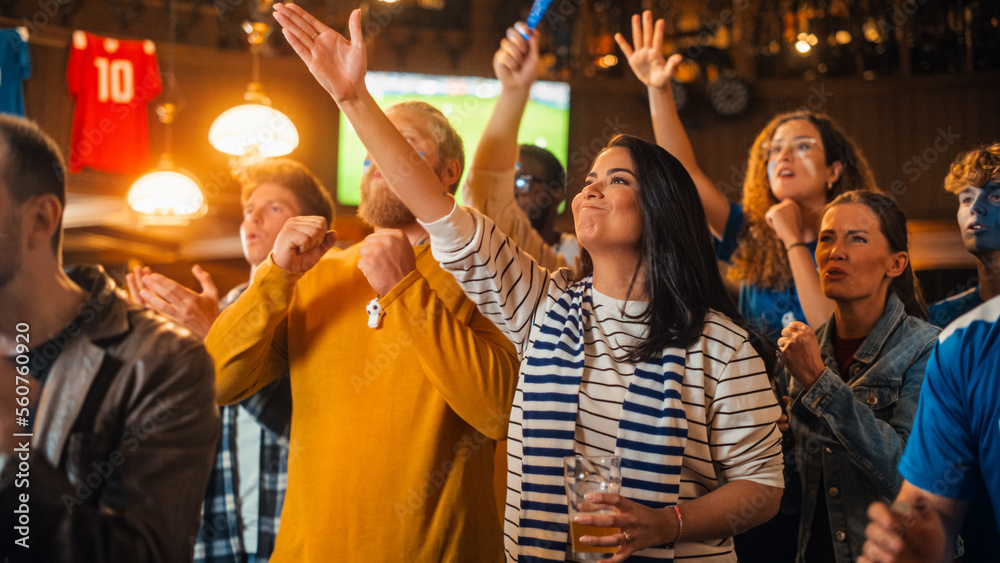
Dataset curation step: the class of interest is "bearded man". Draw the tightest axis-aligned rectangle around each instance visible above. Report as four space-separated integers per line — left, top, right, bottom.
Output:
204 102 519 562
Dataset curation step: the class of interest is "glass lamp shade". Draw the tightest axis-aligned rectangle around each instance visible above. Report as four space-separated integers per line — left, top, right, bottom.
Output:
128 168 206 219
208 103 299 157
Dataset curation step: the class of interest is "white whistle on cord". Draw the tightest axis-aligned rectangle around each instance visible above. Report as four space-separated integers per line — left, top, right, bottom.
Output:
366 298 384 329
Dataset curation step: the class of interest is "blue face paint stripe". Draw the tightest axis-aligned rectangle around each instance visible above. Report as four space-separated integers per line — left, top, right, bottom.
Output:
970 181 1000 252
767 159 778 179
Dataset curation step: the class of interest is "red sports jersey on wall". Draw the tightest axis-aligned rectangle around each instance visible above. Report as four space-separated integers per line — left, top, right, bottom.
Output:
67 31 162 174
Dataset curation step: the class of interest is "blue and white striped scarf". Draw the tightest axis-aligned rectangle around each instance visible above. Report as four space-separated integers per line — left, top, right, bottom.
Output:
516 278 688 563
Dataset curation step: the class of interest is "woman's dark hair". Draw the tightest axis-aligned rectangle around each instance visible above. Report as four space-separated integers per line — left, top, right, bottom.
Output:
578 134 782 377
823 190 928 320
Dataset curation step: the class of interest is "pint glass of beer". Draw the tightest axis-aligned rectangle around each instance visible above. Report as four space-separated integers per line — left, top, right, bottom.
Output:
563 455 622 561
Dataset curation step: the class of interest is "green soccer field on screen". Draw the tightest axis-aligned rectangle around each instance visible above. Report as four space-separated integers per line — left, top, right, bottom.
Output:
337 72 570 208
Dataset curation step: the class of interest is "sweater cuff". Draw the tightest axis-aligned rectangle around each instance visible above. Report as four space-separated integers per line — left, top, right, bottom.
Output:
379 269 424 310
418 202 476 253
251 254 305 309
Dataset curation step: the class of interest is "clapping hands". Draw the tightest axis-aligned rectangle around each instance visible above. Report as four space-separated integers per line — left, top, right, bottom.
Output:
127 265 220 338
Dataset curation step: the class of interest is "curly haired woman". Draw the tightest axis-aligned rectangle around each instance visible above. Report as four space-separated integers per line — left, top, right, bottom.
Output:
617 11 878 343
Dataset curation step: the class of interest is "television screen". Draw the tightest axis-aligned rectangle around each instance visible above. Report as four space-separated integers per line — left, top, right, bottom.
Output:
336 71 571 206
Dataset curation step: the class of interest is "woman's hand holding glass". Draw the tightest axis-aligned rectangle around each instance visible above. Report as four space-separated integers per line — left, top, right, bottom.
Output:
574 492 679 562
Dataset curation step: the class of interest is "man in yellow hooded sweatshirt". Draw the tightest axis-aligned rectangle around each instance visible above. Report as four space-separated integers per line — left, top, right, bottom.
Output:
205 101 519 562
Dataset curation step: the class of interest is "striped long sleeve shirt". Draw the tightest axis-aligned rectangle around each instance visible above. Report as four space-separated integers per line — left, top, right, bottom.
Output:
422 205 784 562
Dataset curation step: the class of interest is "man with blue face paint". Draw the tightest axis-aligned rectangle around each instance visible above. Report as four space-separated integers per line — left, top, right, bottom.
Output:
922 143 1000 561
929 144 1000 328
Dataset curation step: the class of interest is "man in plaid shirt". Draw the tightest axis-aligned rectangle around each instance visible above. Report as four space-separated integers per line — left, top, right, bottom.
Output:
128 159 334 562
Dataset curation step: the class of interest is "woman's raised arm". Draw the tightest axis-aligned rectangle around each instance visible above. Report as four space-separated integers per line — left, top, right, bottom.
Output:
273 3 454 223
616 11 732 237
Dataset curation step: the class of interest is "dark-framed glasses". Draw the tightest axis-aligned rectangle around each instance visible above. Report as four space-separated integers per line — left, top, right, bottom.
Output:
515 173 548 193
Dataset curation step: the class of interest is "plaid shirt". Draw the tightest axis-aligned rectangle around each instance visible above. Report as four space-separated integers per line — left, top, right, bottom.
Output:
194 285 291 563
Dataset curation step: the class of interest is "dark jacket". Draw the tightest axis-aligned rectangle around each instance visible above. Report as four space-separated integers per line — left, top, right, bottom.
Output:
0 265 220 562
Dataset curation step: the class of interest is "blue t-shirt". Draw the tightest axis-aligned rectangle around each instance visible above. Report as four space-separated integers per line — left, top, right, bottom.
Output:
899 296 1000 535
928 285 984 328
714 201 814 342
0 29 30 116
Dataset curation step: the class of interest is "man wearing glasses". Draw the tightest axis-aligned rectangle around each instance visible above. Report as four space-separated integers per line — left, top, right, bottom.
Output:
461 24 578 272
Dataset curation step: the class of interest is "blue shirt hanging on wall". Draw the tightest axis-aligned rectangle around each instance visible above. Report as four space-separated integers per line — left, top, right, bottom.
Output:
0 28 31 116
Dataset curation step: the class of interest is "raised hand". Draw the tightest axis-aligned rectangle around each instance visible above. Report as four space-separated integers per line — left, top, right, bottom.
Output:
272 216 337 274
129 265 220 338
778 321 825 389
273 3 366 104
494 23 539 93
357 230 417 296
615 10 682 90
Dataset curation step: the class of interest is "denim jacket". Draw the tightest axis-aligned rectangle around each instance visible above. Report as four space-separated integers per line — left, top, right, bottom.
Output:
775 293 939 563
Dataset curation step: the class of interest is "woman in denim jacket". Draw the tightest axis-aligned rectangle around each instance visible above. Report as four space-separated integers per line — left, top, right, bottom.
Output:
775 191 940 563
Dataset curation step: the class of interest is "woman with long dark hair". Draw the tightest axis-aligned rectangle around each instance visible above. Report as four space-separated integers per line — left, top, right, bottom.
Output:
273 5 786 561
777 191 938 562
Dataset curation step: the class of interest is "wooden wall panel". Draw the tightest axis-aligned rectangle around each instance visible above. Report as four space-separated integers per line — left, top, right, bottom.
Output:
648 73 1000 223
4 4 999 297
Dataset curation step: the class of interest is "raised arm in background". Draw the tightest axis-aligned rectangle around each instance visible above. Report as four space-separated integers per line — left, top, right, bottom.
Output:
473 24 537 172
614 11 730 237
617 11 834 327
462 23 570 271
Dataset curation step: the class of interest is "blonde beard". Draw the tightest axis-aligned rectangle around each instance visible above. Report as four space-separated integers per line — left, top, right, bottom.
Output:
357 180 417 229
357 161 446 229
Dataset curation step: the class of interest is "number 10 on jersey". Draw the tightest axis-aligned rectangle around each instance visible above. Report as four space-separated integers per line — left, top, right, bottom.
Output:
93 57 134 103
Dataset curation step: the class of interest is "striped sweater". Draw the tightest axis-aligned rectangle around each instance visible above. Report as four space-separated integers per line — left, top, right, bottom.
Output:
422 205 783 562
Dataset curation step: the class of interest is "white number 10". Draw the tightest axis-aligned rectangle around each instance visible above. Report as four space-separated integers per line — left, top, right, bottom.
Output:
93 57 134 103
